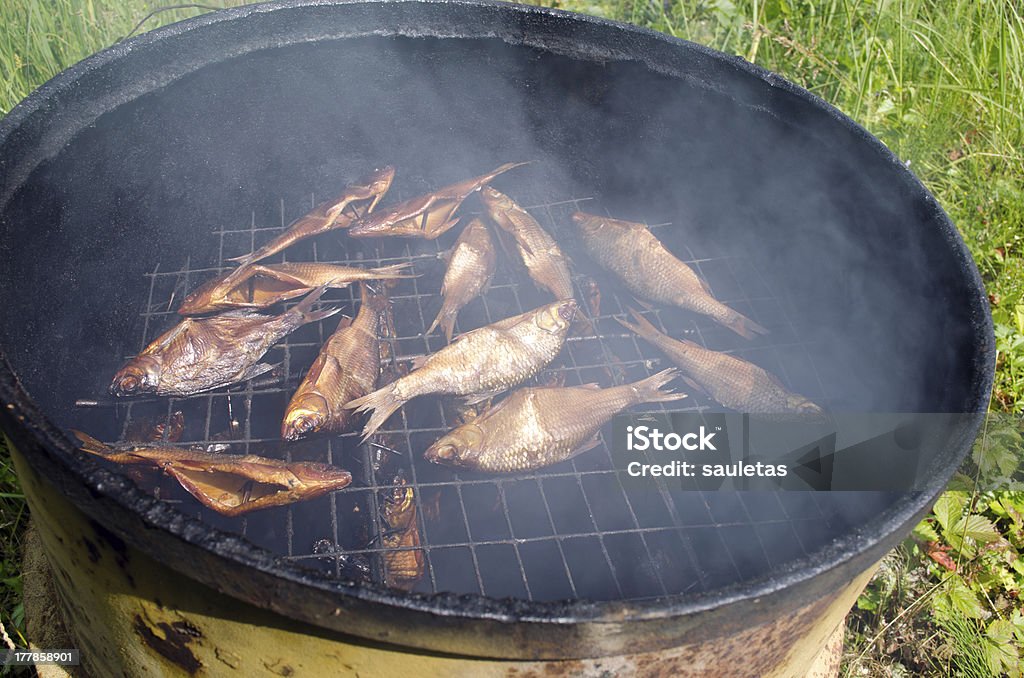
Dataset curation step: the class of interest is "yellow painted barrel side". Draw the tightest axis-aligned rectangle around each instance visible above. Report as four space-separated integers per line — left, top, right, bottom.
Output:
11 438 870 677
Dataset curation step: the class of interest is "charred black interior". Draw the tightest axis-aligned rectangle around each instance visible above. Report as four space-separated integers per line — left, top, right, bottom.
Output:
0 0 992 650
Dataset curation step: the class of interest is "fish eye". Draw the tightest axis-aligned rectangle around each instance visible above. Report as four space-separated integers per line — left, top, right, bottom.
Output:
557 302 577 321
119 375 139 392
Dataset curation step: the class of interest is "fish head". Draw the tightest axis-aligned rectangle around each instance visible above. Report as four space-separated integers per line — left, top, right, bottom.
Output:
479 186 513 217
787 396 827 418
535 299 578 334
570 211 606 236
281 394 331 441
109 356 161 396
287 462 353 492
423 424 485 468
365 165 396 194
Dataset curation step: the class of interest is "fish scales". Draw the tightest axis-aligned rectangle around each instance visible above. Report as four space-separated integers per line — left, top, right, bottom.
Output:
571 212 768 339
346 299 577 440
481 187 574 300
618 310 821 414
282 283 389 440
425 369 685 473
427 218 496 341
178 261 412 315
111 287 339 397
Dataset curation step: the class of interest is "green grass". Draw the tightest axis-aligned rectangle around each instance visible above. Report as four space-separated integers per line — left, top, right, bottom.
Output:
1 1 1022 675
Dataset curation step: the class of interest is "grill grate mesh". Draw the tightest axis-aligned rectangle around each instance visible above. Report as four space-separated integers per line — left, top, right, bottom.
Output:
84 190 849 602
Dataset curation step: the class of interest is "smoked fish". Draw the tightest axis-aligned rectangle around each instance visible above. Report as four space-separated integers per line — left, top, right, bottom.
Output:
74 431 352 517
282 283 389 440
571 211 768 339
110 287 340 397
481 186 574 300
427 218 496 341
346 299 578 440
227 166 395 267
617 309 821 414
178 261 412 315
346 162 527 239
424 369 685 473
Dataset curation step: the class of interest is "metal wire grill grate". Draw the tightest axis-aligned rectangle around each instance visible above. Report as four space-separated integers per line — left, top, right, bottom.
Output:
81 189 851 603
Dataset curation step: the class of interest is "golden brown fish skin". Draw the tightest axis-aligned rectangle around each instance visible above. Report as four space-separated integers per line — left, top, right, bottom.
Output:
480 186 574 300
110 287 340 397
282 283 389 441
178 261 413 315
427 219 496 341
226 166 395 267
571 212 768 339
346 162 528 239
381 475 424 589
617 310 822 415
73 430 352 517
425 368 686 473
346 299 578 440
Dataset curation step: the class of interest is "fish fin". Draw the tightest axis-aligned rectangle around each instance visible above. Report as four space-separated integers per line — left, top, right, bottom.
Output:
579 383 602 390
246 264 316 287
344 384 406 441
72 430 111 456
631 296 657 312
631 368 688 404
426 306 458 342
615 308 664 342
680 376 711 399
409 354 431 371
425 216 461 240
368 262 417 279
225 252 255 265
242 362 278 382
576 434 602 454
720 309 769 340
461 392 494 406
290 285 343 324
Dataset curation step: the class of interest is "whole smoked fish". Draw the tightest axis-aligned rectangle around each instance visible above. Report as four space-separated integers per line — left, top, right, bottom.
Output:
571 212 768 339
618 310 821 414
178 261 412 315
481 187 574 300
427 218 496 341
282 283 389 440
110 287 340 397
346 162 527 239
74 431 352 516
424 369 685 473
347 299 578 440
227 166 395 267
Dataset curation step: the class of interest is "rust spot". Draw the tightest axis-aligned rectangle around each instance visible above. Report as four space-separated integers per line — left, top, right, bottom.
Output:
81 537 100 564
133 614 202 675
263 659 295 676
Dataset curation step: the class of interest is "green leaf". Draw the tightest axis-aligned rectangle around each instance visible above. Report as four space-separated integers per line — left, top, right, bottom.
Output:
986 619 1019 674
952 514 1002 544
913 519 941 543
934 492 967 532
935 575 987 620
1015 304 1024 335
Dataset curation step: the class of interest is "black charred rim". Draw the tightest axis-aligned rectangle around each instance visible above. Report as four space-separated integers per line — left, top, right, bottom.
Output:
0 0 994 652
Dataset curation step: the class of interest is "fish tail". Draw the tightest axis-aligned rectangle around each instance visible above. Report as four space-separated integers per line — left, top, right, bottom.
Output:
367 262 418 279
292 285 343 324
616 308 664 342
71 430 112 456
719 308 769 340
631 368 688 404
357 281 392 318
344 384 406 441
426 304 458 341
